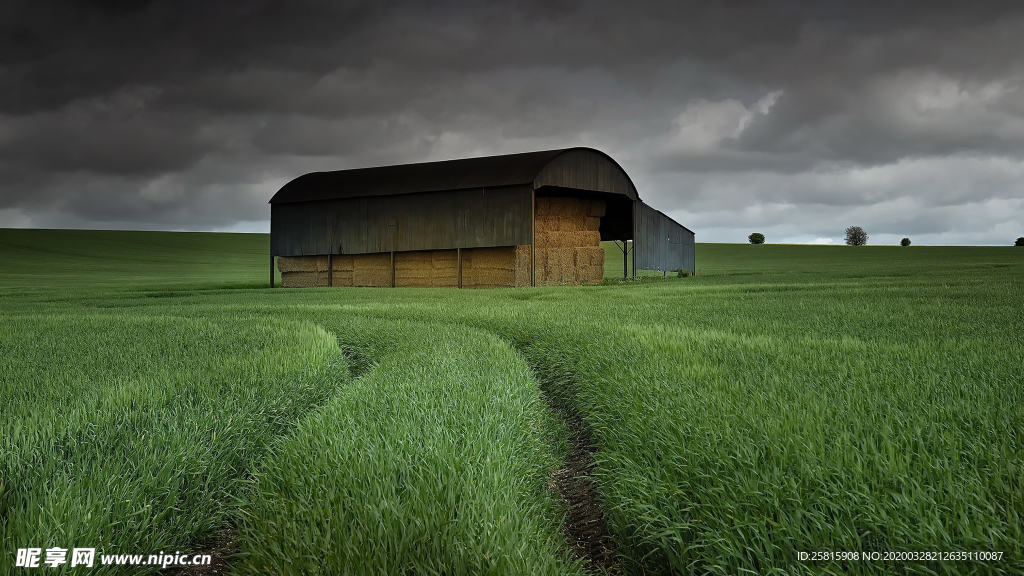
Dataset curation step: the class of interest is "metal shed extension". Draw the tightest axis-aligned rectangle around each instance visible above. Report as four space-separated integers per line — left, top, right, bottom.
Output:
634 202 696 275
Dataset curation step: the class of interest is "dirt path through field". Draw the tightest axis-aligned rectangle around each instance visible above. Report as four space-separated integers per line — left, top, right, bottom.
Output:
544 388 624 575
165 528 239 575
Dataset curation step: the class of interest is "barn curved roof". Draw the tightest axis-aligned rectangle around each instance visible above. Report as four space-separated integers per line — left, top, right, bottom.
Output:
269 147 640 204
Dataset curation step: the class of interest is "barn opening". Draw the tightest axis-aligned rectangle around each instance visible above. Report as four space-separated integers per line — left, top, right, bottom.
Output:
269 147 693 288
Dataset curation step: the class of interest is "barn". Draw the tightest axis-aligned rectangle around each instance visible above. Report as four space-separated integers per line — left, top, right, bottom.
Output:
269 147 693 288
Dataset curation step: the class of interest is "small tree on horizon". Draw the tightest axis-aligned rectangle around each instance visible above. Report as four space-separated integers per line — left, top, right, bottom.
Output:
845 226 868 246
1016 237 1024 247
748 232 765 244
900 238 911 247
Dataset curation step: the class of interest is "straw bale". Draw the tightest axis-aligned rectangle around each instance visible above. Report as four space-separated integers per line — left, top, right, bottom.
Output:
331 254 355 272
432 272 458 288
584 216 601 231
533 215 557 233
576 264 604 284
535 197 553 218
559 216 587 232
281 271 327 288
432 250 458 269
544 247 575 269
465 269 515 287
351 253 392 286
466 246 515 270
395 251 432 269
536 231 601 248
588 199 606 218
459 245 531 288
331 271 355 286
575 246 606 268
392 250 459 287
277 256 318 273
538 247 574 285
353 252 392 270
513 245 531 287
353 269 391 287
396 276 431 288
546 197 589 218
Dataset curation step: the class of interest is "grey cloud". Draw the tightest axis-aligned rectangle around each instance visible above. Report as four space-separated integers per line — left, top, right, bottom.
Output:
0 0 1023 243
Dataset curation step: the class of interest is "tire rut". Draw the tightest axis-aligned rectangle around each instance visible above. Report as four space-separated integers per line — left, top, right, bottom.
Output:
540 373 624 575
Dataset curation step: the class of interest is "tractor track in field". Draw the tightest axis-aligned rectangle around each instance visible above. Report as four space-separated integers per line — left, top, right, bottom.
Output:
172 342 362 576
542 383 624 575
165 527 239 576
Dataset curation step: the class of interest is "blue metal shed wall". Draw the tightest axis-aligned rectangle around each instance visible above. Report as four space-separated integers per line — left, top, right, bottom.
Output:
271 184 533 256
633 201 695 272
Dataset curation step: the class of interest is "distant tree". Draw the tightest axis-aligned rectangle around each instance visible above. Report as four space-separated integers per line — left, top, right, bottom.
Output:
900 238 911 247
845 226 868 246
748 232 765 244
1016 237 1024 247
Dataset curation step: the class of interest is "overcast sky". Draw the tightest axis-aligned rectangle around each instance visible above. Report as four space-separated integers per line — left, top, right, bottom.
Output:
2 1 1023 245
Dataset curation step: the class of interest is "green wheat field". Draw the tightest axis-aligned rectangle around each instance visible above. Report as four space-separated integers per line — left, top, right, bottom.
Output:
1 228 1022 575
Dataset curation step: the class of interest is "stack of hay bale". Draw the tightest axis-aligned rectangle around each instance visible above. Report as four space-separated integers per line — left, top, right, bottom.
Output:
277 255 329 287
351 253 391 287
394 250 458 287
462 246 531 288
278 253 393 287
534 197 605 285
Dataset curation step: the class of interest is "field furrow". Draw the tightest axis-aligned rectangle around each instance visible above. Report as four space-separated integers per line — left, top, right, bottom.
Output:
0 314 346 575
231 317 584 575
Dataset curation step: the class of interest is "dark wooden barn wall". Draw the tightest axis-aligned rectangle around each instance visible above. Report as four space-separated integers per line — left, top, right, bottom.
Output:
633 201 695 273
271 185 533 257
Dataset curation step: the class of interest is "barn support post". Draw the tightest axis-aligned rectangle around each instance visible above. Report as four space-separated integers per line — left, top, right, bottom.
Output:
270 255 275 288
457 248 463 289
531 189 536 287
327 253 333 287
623 241 628 280
626 238 634 278
632 201 637 280
390 251 396 288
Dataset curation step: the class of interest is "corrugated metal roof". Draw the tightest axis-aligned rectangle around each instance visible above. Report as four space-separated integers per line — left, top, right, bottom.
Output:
269 147 638 204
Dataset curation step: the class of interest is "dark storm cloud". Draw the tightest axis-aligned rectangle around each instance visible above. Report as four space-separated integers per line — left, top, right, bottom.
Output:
1 0 1022 243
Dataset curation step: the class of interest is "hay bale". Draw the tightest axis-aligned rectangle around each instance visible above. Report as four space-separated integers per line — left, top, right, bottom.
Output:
331 270 355 286
393 250 460 287
513 245 531 287
395 251 432 269
432 250 458 269
281 271 327 288
575 246 606 268
466 246 515 270
394 251 431 287
433 273 458 288
353 253 392 287
540 247 576 285
354 270 391 287
466 268 515 286
535 197 549 218
536 231 601 248
576 264 604 284
461 246 523 288
588 199 606 218
546 197 588 218
559 217 585 232
584 216 601 231
432 250 459 287
277 256 318 273
331 254 355 272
